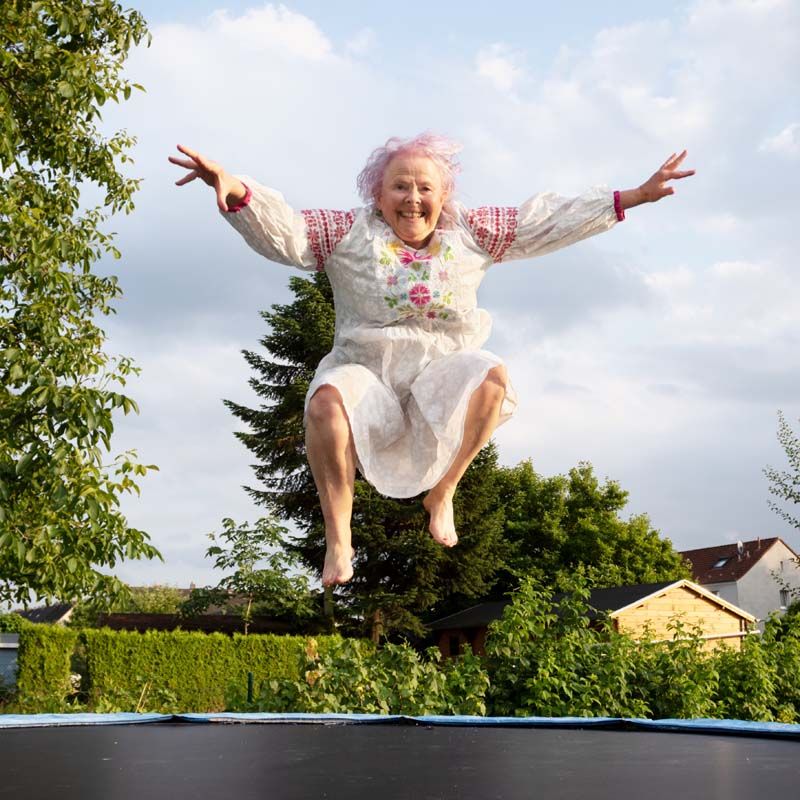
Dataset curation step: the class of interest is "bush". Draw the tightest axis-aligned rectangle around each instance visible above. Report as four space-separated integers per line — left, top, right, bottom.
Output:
633 621 719 720
15 625 78 712
246 636 490 716
0 613 31 632
82 628 342 712
485 576 650 718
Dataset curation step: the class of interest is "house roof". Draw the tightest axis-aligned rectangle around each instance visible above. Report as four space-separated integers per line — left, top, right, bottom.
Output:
679 537 796 584
15 602 74 624
428 579 755 631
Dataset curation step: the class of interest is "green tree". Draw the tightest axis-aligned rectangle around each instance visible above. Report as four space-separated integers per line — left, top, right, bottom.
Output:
493 460 688 594
179 517 319 634
765 411 800 533
226 272 507 639
0 1 159 605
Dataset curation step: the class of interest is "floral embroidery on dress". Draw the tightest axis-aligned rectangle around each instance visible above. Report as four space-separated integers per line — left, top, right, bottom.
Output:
379 233 455 320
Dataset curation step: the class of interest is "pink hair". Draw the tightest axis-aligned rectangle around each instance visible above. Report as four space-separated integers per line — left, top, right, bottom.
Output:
356 132 462 211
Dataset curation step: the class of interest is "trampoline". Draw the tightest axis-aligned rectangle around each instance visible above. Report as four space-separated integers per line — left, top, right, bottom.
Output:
1 713 800 799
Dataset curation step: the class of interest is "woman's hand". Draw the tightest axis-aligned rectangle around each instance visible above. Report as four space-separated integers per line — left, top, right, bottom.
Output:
168 144 247 212
619 150 696 210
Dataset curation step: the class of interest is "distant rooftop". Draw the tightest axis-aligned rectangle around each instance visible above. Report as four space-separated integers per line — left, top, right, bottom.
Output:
680 537 796 584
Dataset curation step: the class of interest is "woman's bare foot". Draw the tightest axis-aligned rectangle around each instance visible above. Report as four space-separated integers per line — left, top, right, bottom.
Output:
322 541 355 586
423 489 458 547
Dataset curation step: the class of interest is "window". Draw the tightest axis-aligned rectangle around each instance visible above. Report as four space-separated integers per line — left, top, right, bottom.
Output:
448 635 461 656
712 557 731 569
780 589 790 609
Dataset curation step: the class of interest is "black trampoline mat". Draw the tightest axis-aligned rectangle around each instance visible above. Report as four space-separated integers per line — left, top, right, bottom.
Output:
1 722 799 800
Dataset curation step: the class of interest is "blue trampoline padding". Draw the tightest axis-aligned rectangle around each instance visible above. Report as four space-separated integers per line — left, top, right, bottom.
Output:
626 717 800 737
0 712 170 729
177 712 406 724
3 712 800 739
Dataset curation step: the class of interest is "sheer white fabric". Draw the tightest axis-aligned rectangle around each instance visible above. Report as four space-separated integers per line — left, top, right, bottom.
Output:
220 177 620 497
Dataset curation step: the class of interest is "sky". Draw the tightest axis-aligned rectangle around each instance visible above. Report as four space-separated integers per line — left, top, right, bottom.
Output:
82 0 800 589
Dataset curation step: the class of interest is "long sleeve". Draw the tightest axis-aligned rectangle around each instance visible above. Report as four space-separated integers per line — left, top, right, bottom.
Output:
218 175 317 271
465 185 622 265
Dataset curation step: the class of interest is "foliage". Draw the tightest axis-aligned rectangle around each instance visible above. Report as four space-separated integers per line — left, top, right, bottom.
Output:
634 620 719 720
179 517 319 634
0 611 31 631
245 636 489 716
0 0 160 605
226 272 508 639
14 623 78 712
493 460 689 593
81 627 342 713
485 574 649 718
765 410 800 532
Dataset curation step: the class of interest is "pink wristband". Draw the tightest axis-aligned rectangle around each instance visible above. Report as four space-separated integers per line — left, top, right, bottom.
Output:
225 182 252 213
613 190 625 222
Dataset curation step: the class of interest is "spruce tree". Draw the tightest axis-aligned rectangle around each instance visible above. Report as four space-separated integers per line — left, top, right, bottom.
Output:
225 272 507 639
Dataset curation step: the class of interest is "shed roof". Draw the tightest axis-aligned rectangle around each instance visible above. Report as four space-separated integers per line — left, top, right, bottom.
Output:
428 579 755 631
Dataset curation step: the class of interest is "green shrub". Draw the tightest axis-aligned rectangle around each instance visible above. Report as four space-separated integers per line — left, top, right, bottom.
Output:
82 628 342 712
485 575 651 718
248 636 489 716
0 613 31 632
633 620 719 719
15 625 78 712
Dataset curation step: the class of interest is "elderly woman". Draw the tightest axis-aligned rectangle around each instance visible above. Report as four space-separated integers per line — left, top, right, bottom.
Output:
170 134 694 587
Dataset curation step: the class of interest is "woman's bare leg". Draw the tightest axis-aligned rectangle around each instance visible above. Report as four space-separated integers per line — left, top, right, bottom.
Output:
423 365 507 547
305 385 356 586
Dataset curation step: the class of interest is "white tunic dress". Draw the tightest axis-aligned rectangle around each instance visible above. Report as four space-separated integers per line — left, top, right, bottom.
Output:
221 178 623 498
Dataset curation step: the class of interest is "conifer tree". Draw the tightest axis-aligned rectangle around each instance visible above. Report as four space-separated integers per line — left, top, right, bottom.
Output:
226 272 507 638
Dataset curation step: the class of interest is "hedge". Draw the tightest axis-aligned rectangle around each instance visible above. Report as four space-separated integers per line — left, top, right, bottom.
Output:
82 629 343 712
15 625 78 712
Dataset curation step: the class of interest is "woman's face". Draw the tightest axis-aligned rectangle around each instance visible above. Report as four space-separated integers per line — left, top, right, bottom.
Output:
376 155 448 249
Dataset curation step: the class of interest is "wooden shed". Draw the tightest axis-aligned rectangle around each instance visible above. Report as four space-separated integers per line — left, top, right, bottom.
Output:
429 580 756 658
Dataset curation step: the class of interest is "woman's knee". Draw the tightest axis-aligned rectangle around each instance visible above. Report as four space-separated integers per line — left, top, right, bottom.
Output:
481 365 508 404
306 384 348 428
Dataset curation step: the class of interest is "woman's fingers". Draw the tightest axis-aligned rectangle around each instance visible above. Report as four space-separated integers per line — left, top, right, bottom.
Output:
175 170 199 186
175 144 218 174
176 143 202 161
168 156 199 169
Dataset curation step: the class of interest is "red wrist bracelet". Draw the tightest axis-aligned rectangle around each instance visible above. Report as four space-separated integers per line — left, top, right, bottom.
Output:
226 183 252 213
613 190 625 222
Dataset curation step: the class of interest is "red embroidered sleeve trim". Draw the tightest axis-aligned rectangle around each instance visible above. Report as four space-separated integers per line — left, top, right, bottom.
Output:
225 183 253 213
613 190 625 222
301 209 356 271
466 206 519 262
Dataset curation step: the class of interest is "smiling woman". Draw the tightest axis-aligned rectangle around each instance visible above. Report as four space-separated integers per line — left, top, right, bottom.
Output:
169 132 694 587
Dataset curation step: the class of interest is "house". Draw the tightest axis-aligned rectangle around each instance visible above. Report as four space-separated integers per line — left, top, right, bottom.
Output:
428 580 756 658
680 537 800 628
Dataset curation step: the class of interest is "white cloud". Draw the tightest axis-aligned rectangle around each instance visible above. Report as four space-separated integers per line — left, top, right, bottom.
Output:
475 43 526 94
207 4 332 59
711 259 765 277
759 122 800 158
